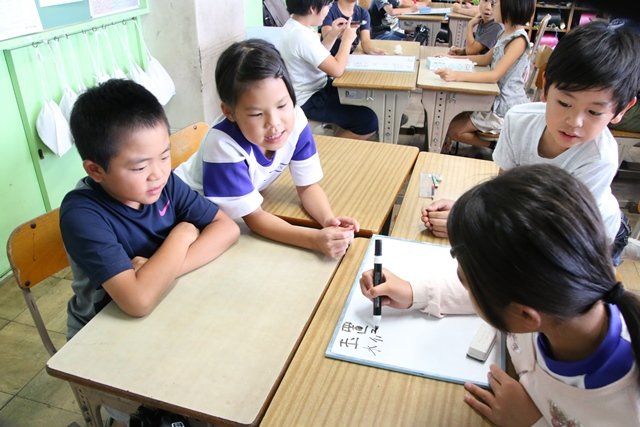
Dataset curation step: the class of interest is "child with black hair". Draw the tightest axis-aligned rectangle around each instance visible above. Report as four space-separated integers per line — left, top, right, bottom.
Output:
280 0 379 140
362 164 640 426
435 0 534 151
423 20 640 264
62 79 239 340
175 39 359 258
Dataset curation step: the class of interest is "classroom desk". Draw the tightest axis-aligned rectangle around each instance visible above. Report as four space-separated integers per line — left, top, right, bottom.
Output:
333 40 419 144
419 46 500 153
46 229 340 426
261 134 419 237
397 3 450 47
261 238 492 427
390 151 498 243
447 12 473 48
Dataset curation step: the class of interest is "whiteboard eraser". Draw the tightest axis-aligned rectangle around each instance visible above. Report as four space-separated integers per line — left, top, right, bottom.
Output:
467 322 497 362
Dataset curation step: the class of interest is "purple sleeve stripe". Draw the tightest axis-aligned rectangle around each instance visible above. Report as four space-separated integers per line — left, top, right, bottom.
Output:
291 125 318 161
202 161 255 198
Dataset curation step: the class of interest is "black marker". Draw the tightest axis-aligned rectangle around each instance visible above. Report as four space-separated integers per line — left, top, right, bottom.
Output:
373 239 382 333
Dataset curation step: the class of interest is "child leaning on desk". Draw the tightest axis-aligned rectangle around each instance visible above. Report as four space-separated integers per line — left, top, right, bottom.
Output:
280 0 379 140
61 79 240 340
175 39 359 259
424 21 640 265
361 164 640 427
435 0 534 151
448 0 503 56
368 0 430 42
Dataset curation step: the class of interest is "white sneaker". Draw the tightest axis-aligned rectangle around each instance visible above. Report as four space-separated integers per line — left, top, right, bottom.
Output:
621 237 640 261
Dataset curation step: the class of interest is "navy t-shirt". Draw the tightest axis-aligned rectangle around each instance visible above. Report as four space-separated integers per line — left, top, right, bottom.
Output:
323 2 372 56
61 172 219 338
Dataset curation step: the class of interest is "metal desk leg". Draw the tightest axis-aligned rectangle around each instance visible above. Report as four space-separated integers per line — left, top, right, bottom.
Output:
339 88 410 144
421 90 448 153
422 91 496 153
69 382 141 427
448 18 467 48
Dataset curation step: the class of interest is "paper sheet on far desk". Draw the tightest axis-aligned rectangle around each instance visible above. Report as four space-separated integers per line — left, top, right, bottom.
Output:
406 6 451 15
325 235 505 388
346 54 416 72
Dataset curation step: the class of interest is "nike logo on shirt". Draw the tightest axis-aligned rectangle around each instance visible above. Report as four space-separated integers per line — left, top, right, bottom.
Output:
158 200 170 216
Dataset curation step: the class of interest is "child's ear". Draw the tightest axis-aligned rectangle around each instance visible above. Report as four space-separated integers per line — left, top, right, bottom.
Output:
83 159 106 182
504 302 542 333
220 103 235 122
610 97 637 125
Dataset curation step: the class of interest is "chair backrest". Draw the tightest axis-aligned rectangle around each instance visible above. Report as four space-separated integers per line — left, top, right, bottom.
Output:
170 122 209 169
6 208 69 355
525 14 552 99
263 0 290 26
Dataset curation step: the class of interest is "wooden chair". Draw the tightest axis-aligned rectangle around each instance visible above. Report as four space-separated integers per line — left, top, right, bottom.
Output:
6 208 68 356
170 122 209 169
526 14 552 99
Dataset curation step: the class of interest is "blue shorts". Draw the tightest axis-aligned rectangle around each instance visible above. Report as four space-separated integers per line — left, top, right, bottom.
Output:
302 80 378 136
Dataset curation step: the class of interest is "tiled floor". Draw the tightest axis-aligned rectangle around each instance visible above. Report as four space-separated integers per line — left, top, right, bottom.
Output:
1 91 639 427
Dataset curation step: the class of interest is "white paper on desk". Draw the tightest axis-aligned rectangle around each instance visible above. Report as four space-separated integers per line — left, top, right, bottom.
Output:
0 0 43 42
346 54 416 72
325 235 505 388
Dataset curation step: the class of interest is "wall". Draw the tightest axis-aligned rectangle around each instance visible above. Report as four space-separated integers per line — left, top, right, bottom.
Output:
142 0 263 130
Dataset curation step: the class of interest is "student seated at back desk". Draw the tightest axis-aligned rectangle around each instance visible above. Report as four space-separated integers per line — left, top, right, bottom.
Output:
61 79 240 340
368 0 430 41
448 0 502 56
322 0 387 55
434 0 533 152
175 39 359 259
280 0 379 140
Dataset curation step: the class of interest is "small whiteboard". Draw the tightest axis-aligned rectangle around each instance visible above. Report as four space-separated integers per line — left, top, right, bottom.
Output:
346 54 416 72
326 235 505 387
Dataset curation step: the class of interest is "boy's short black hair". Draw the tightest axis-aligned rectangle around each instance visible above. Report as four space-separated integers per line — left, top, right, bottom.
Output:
70 79 170 171
544 21 640 114
215 38 296 110
499 0 535 27
285 0 332 15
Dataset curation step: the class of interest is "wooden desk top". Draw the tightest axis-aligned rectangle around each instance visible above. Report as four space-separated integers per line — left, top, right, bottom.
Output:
418 58 500 95
261 135 419 237
47 230 340 426
390 152 498 244
448 11 474 20
261 238 492 427
333 40 419 91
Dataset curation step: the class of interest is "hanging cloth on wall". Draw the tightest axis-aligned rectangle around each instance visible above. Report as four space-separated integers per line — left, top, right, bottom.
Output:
132 20 175 105
117 24 157 96
49 40 78 123
83 31 110 85
34 45 74 157
98 28 127 80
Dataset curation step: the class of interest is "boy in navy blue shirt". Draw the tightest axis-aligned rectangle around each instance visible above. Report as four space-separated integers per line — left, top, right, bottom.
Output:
61 79 239 339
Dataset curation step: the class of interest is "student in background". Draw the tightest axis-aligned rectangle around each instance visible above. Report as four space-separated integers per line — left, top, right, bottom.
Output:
175 39 359 258
435 0 534 152
448 0 502 56
280 0 378 140
362 164 640 426
369 0 429 41
61 79 240 340
322 0 386 55
423 21 640 265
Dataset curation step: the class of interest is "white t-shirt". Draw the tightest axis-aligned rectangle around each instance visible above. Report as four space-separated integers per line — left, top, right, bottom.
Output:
493 102 620 243
174 106 323 219
280 17 331 106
